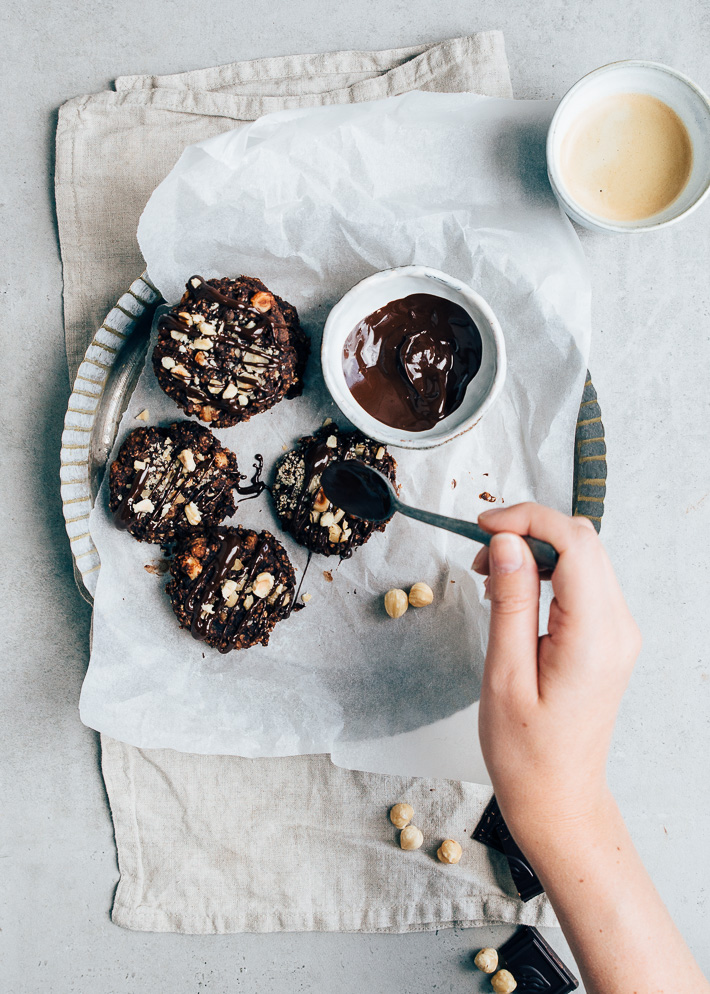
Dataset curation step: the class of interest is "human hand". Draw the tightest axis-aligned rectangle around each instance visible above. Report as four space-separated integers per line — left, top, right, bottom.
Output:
473 504 641 851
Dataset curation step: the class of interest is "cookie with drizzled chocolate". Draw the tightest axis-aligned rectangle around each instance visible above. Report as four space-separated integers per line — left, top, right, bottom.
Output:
272 425 397 558
152 275 308 428
167 526 296 652
109 422 240 544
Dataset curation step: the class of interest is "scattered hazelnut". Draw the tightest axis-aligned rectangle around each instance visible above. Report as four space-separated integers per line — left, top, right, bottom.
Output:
161 356 176 370
200 405 219 421
178 448 196 472
409 582 434 608
170 329 188 342
302 592 312 604
437 839 463 864
491 970 517 994
225 592 239 608
133 498 155 514
325 435 338 448
133 460 147 471
184 501 202 526
473 949 498 974
238 395 249 407
328 524 343 543
252 572 275 598
243 594 254 610
193 337 213 350
222 382 238 400
375 446 385 460
251 291 273 312
384 588 408 619
389 803 414 829
135 408 149 421
214 451 229 468
177 311 193 325
198 321 216 336
399 825 424 851
171 363 190 378
319 511 335 528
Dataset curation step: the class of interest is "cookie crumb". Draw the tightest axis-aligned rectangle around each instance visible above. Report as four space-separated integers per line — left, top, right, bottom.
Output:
323 570 333 582
479 491 496 502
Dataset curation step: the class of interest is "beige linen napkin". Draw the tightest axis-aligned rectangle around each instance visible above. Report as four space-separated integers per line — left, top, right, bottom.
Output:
57 33 556 933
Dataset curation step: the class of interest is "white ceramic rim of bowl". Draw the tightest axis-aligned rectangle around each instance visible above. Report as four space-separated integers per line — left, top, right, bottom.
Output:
547 60 710 233
320 265 507 450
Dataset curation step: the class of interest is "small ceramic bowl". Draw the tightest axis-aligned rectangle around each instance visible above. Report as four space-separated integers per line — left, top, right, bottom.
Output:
547 61 710 233
321 266 506 450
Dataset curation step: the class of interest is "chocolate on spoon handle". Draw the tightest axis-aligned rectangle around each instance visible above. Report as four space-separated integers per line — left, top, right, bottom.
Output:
394 499 559 572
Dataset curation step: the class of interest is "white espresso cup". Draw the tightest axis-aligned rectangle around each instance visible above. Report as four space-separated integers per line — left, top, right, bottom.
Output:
547 61 710 233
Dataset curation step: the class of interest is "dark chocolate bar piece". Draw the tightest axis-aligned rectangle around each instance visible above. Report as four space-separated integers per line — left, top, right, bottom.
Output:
495 819 545 902
472 795 544 902
471 795 506 855
499 925 579 993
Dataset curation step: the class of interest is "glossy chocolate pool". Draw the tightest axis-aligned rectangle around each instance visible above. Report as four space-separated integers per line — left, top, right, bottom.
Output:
342 292 483 432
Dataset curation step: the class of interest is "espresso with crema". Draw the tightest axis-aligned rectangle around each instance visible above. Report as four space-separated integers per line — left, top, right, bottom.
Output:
560 93 693 221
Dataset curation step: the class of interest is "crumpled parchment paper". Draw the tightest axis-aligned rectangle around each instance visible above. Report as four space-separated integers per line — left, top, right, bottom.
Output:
79 91 590 783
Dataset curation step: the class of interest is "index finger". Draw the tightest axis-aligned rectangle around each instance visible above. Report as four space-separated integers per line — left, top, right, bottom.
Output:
478 503 604 612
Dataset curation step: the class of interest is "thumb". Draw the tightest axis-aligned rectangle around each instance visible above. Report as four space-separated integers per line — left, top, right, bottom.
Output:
484 533 540 698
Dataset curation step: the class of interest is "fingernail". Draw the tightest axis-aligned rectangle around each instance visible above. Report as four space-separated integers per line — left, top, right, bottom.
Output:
472 548 486 571
489 533 524 574
478 508 500 521
483 577 490 601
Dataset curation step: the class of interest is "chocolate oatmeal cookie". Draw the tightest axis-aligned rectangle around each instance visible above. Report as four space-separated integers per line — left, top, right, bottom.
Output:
167 526 296 652
271 425 397 558
109 421 240 543
152 275 308 428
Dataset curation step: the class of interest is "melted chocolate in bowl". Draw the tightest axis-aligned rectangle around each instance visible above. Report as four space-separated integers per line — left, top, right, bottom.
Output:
342 293 483 432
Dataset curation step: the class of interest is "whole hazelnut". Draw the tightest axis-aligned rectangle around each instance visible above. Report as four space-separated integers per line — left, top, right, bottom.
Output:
389 802 414 829
399 825 424 851
408 581 434 607
473 948 498 974
384 588 408 619
491 969 517 993
436 839 463 864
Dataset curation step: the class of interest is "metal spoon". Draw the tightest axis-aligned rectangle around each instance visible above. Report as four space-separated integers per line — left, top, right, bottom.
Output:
321 459 558 572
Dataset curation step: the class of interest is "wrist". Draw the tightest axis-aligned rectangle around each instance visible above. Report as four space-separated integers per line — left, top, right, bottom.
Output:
495 780 616 861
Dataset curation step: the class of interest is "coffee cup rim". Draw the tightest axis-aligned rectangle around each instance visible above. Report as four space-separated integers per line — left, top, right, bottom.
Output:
547 60 710 233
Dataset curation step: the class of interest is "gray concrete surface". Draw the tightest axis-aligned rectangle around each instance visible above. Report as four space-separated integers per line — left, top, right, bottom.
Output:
2 1 709 991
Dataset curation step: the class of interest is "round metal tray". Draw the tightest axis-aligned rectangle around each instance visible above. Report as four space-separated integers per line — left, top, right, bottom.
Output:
60 274 607 602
